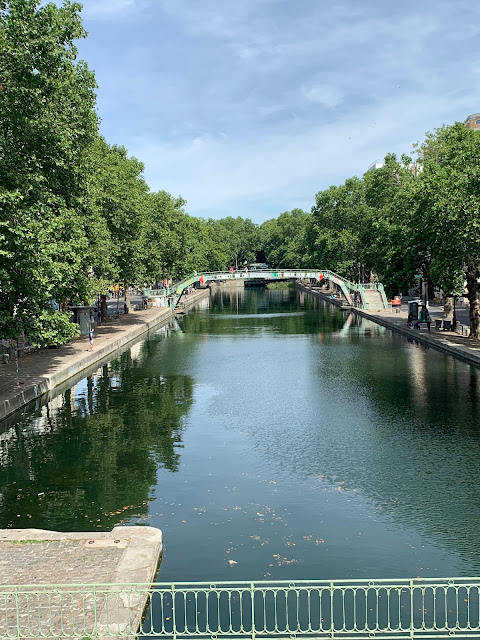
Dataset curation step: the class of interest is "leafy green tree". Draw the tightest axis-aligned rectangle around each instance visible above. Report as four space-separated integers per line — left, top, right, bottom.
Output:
362 153 422 296
91 139 150 308
308 177 366 281
143 191 186 282
260 209 310 268
418 122 480 337
0 0 98 340
209 217 259 269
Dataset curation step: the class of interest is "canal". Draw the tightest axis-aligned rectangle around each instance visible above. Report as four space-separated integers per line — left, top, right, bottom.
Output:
1 287 480 582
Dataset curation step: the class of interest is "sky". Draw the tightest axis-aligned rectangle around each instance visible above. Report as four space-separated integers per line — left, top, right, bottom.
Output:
73 0 480 224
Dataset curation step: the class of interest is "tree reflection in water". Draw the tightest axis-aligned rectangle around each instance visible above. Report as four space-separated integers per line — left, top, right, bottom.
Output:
0 344 193 532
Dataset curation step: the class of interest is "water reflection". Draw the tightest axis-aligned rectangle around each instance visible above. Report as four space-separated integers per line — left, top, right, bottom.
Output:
0 329 193 531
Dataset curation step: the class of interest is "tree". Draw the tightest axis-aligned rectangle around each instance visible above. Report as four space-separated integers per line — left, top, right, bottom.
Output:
208 217 259 269
362 153 422 296
308 177 366 281
0 0 99 341
90 139 150 308
418 122 480 337
260 209 310 268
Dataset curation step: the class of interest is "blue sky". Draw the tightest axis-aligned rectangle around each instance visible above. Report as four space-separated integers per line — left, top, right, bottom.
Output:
75 0 480 224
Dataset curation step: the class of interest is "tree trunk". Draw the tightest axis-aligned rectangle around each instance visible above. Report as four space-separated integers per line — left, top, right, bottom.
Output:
124 281 130 314
100 294 108 323
466 268 480 339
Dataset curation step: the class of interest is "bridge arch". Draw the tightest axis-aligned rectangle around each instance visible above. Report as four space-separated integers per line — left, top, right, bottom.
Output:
144 270 389 311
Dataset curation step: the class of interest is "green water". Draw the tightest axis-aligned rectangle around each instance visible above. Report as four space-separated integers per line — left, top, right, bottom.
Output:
2 287 480 581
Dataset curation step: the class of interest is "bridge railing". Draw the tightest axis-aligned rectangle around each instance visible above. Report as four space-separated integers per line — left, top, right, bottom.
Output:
143 271 391 310
1 578 480 639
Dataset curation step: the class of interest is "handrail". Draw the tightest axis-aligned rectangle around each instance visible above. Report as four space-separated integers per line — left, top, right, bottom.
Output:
143 270 390 310
1 578 479 638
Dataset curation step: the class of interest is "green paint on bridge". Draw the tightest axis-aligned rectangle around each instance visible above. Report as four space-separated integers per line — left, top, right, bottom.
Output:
144 270 390 311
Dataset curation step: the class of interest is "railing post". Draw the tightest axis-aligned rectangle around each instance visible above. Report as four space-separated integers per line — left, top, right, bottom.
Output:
172 583 176 640
330 581 334 639
15 585 20 640
251 582 255 640
93 585 98 637
410 579 414 639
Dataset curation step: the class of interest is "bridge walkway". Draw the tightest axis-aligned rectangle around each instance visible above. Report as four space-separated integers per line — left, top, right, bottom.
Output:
144 270 390 312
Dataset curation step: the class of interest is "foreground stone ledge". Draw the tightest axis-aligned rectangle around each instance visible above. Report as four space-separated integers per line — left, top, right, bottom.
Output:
0 526 163 585
0 526 163 640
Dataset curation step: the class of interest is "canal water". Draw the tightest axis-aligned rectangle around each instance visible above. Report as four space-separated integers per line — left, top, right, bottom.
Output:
1 287 480 582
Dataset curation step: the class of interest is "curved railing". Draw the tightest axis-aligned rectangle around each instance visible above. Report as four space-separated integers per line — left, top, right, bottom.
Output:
143 270 390 311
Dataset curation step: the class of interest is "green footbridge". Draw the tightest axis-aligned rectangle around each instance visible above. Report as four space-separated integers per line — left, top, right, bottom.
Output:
144 270 390 311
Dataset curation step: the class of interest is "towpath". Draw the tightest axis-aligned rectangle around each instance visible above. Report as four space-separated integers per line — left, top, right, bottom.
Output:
298 283 480 369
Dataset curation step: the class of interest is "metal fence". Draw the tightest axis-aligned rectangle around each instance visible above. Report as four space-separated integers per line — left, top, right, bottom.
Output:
1 578 480 639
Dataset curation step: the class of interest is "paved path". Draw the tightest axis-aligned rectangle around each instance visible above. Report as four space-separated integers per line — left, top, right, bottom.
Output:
298 284 480 369
0 305 173 422
0 287 211 423
359 304 480 368
0 527 163 639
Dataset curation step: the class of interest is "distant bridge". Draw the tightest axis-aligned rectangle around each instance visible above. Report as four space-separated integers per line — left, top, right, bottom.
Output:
144 270 390 311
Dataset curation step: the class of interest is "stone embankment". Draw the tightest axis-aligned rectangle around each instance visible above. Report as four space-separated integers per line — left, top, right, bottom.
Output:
0 287 210 422
297 282 480 369
0 526 163 639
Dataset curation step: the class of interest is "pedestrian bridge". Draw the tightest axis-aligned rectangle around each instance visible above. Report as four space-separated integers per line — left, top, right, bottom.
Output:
144 270 390 311
3 577 479 638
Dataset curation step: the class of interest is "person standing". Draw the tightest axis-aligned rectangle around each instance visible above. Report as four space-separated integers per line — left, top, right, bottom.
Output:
88 329 94 351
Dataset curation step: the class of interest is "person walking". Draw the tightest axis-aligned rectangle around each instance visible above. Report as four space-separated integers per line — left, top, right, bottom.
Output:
88 329 94 351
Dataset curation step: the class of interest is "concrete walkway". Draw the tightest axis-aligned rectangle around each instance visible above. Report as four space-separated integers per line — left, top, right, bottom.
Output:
298 283 480 369
0 305 173 422
358 305 480 368
0 287 212 423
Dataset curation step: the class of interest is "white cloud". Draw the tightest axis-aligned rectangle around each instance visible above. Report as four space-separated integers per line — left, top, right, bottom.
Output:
79 0 480 221
127 86 478 222
301 84 343 108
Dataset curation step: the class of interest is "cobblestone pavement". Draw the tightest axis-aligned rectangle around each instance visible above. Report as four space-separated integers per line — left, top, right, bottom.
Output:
0 540 125 638
0 540 124 585
0 528 163 639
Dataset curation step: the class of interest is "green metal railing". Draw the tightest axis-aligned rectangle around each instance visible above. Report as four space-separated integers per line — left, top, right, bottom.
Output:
2 578 480 639
143 270 391 311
